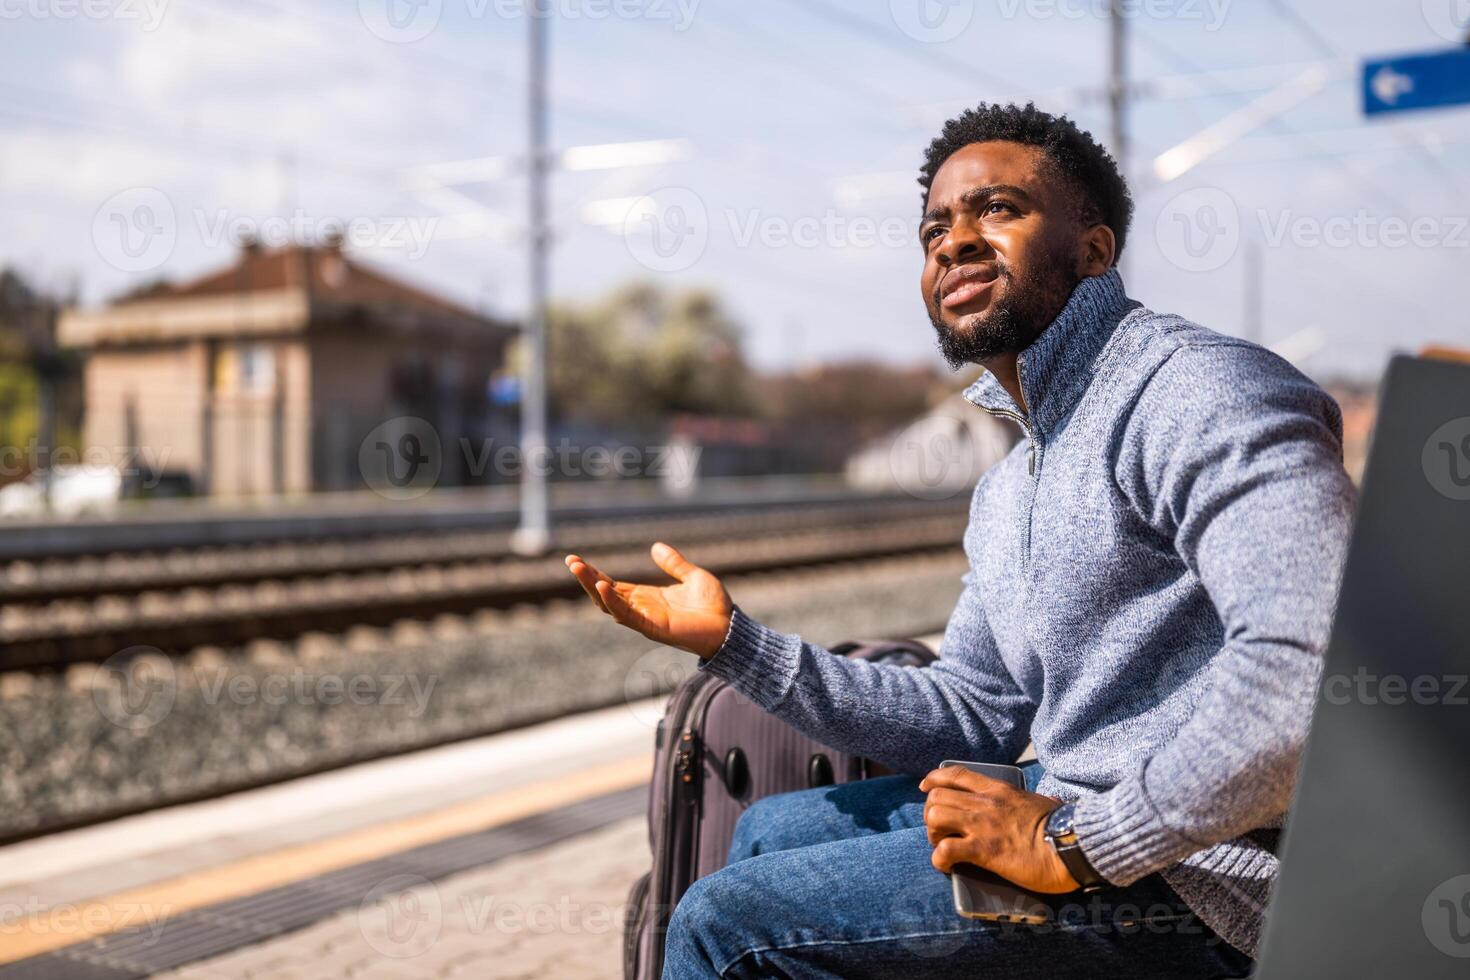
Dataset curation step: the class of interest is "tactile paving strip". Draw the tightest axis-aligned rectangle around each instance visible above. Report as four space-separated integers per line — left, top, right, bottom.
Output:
0 785 646 980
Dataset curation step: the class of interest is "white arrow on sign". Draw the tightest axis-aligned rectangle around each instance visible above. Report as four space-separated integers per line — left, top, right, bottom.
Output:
1371 65 1415 106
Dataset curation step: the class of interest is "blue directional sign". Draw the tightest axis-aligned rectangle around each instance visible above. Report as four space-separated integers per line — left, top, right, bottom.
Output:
489 374 521 405
1363 47 1470 117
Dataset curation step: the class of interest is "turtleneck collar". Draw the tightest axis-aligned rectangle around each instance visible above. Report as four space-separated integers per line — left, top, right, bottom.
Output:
961 266 1136 435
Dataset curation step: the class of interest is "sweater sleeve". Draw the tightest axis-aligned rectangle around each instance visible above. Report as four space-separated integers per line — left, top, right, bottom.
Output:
698 563 1037 776
1072 341 1357 884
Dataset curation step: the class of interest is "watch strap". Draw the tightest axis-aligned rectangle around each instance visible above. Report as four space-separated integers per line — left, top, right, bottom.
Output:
1046 802 1108 894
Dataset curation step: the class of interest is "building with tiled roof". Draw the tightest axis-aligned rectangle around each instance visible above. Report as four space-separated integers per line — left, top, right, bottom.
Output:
58 242 516 497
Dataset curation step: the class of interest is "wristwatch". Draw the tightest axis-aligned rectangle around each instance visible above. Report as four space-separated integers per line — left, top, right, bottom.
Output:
1043 802 1108 894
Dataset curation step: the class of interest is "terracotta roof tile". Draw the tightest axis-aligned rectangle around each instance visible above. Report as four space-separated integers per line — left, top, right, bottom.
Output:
113 245 510 332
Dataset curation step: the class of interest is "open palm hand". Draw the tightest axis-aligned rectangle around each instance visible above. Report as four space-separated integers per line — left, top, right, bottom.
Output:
564 542 734 659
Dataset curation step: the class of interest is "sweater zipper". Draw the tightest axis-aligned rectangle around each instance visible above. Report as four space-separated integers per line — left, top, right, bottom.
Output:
977 403 1042 563
979 404 1037 474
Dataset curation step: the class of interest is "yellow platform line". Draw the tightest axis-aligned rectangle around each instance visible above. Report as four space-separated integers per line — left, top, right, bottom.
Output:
0 752 652 965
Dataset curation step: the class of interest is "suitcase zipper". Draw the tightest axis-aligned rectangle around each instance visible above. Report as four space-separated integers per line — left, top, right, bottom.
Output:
644 673 719 977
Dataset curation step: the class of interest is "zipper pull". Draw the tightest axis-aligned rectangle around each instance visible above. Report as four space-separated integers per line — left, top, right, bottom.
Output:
1027 443 1036 475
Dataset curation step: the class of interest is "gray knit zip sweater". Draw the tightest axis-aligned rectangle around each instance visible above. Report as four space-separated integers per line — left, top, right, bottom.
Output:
700 267 1356 958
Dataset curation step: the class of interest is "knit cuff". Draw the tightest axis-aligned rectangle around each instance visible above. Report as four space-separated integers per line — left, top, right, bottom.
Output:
698 604 802 711
1071 773 1199 887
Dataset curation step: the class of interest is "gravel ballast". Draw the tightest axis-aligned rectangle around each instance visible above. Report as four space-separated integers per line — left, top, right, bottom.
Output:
1 552 965 840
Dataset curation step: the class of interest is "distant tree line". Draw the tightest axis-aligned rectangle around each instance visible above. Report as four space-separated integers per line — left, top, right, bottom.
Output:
0 269 82 480
503 281 977 471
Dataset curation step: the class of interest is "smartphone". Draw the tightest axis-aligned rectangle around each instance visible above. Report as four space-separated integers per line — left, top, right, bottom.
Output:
937 760 1053 926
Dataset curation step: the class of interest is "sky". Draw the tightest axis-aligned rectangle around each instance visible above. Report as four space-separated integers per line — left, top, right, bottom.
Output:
2 0 1469 382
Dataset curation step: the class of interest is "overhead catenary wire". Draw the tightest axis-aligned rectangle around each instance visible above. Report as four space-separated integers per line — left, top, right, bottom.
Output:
767 0 1021 96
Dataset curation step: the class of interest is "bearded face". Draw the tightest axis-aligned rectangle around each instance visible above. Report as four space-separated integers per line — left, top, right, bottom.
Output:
919 142 1087 370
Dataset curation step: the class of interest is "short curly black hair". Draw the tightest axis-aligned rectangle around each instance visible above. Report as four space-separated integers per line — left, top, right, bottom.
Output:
918 102 1133 263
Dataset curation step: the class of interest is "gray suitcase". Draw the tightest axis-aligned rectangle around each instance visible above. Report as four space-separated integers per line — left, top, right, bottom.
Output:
623 637 938 980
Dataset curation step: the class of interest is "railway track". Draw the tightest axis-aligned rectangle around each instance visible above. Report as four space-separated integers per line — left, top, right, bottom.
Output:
0 495 960 605
0 480 936 562
0 502 969 671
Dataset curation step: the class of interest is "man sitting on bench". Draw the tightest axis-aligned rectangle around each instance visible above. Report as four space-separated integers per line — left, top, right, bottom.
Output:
566 101 1355 979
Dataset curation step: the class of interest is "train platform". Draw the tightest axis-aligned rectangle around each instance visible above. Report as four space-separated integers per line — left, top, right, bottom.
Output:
0 630 945 979
0 698 661 979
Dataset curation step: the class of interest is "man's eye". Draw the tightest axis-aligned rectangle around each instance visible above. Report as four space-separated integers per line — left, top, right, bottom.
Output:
984 201 1015 216
924 226 946 244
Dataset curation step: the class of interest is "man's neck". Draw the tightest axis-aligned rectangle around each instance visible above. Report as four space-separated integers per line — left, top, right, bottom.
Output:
981 353 1027 416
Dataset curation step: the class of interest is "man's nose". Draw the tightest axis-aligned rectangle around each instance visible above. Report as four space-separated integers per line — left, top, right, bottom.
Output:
938 223 991 266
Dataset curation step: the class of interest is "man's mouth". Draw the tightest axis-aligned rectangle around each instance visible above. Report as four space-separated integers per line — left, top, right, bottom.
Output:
939 263 1000 310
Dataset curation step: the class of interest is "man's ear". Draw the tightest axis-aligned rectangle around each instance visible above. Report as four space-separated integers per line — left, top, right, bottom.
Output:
1077 224 1116 276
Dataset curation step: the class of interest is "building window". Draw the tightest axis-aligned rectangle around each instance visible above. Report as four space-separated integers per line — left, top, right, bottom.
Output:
214 343 276 395
239 344 275 394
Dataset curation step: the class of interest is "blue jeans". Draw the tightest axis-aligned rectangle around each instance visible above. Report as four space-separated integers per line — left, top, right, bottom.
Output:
662 766 1254 979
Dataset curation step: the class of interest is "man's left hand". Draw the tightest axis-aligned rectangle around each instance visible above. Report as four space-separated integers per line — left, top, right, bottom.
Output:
920 764 1081 894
